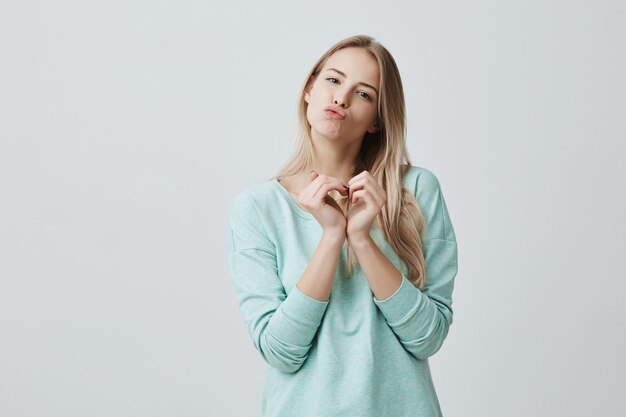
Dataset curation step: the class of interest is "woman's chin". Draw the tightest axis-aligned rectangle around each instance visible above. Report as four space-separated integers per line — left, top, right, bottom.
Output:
311 124 344 140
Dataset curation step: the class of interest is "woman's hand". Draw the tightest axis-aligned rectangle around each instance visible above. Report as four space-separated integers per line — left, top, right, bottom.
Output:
346 170 387 242
297 171 349 237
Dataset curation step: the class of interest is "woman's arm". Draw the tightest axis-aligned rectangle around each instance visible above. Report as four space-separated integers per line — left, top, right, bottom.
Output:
228 192 341 373
349 169 459 361
347 234 403 301
296 230 344 302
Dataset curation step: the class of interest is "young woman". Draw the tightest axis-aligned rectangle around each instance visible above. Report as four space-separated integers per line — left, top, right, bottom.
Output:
227 35 459 417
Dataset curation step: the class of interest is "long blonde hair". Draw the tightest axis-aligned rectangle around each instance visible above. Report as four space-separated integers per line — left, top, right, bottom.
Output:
266 35 428 289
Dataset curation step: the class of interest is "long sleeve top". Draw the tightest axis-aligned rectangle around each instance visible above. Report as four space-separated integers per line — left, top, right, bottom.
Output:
227 164 459 417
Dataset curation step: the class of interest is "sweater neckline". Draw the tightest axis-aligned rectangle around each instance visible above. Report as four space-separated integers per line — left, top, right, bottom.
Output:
271 178 315 221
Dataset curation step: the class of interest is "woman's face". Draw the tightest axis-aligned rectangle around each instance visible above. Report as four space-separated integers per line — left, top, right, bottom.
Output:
304 47 380 143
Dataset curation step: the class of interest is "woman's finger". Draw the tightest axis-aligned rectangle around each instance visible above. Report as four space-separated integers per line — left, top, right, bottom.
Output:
303 175 347 198
349 182 385 207
312 182 349 206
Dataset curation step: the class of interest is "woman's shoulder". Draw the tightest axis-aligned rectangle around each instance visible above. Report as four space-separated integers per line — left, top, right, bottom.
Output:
234 178 277 199
402 164 456 242
402 163 442 192
229 179 281 218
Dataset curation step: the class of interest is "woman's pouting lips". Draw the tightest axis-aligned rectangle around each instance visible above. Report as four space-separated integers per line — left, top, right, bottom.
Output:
324 110 345 120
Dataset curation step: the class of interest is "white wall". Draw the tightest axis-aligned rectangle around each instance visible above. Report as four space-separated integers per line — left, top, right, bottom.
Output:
1 1 624 416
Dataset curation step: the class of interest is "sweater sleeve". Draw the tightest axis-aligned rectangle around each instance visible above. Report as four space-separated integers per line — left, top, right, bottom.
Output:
227 191 329 373
372 169 458 360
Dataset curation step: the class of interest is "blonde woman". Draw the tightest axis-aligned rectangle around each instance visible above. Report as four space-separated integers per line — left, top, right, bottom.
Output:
227 34 458 417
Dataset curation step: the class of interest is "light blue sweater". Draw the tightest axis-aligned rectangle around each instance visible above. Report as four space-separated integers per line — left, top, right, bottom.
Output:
227 165 458 417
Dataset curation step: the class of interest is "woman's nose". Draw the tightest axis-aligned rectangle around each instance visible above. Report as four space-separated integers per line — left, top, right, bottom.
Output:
333 85 351 107
333 94 348 107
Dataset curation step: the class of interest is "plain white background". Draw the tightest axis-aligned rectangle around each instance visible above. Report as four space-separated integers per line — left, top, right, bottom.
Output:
1 1 625 416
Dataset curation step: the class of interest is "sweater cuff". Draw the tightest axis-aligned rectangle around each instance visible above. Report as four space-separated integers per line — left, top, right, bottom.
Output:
372 273 424 325
282 284 329 327
267 284 329 347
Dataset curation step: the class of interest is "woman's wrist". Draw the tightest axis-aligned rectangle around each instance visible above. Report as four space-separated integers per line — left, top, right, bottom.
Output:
346 231 373 249
321 228 346 246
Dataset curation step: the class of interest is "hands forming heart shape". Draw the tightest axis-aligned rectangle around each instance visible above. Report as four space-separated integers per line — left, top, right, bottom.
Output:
295 170 387 241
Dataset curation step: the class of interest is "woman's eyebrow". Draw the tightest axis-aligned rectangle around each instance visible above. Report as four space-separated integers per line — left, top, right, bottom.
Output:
326 67 379 95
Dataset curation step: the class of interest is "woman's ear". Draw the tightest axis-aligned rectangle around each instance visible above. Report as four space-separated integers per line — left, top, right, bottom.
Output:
304 77 315 103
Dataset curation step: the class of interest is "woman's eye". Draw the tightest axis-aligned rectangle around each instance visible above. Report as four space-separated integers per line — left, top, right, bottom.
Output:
325 77 371 100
